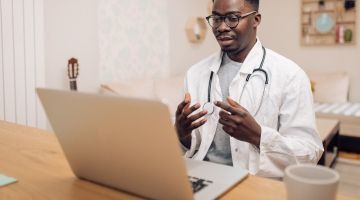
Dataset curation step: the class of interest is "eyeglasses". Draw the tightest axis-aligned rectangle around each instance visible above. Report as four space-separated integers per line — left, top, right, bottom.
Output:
205 11 257 29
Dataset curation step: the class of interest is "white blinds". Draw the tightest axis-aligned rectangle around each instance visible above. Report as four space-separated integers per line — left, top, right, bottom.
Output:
0 0 46 129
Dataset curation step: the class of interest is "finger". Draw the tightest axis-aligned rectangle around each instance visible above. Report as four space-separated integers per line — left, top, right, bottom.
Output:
176 93 191 115
214 101 239 114
219 110 231 120
227 97 248 113
219 111 243 125
222 126 234 134
227 97 240 107
178 103 201 122
218 118 237 129
185 92 191 103
183 103 201 117
189 118 207 130
185 110 208 126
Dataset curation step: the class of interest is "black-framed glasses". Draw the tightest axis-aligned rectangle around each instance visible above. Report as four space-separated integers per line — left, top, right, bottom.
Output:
206 11 257 29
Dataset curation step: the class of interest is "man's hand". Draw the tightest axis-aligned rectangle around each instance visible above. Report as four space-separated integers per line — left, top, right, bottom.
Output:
215 97 262 148
175 93 207 149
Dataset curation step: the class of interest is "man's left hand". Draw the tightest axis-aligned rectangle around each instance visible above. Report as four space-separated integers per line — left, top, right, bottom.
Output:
215 97 262 148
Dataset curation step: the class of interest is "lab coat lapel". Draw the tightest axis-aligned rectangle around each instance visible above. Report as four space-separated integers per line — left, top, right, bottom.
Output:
194 51 223 160
231 40 264 110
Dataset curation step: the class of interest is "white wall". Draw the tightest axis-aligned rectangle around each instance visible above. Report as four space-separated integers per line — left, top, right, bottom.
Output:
98 0 170 82
43 0 360 101
43 0 217 91
258 0 360 102
168 0 218 75
44 0 100 92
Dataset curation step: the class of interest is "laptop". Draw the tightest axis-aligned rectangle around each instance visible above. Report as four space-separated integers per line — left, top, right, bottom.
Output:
36 88 248 200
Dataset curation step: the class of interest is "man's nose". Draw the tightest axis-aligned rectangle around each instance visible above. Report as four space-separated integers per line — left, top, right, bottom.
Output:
217 20 230 32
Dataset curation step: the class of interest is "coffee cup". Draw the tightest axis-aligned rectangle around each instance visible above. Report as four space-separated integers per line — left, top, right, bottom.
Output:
284 164 340 200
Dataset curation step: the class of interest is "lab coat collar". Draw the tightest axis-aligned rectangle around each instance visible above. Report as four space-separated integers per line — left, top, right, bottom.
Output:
209 39 264 75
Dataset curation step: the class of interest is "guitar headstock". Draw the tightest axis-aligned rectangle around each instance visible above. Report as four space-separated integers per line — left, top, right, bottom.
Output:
68 58 79 80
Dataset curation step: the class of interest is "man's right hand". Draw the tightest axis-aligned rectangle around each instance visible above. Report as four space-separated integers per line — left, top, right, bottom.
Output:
175 93 207 149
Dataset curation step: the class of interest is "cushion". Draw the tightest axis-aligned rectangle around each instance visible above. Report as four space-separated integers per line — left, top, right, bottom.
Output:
307 71 349 103
154 75 184 116
100 78 156 100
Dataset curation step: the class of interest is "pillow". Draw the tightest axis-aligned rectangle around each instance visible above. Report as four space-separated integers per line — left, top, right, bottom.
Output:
100 78 156 100
307 71 349 103
154 75 184 117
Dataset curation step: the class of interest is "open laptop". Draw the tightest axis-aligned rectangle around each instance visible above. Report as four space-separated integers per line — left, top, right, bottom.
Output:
36 88 248 200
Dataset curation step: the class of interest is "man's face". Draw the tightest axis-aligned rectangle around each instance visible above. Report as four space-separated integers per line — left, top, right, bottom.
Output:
211 0 259 54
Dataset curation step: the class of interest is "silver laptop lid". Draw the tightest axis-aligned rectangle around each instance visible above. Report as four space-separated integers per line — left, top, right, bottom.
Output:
37 88 194 200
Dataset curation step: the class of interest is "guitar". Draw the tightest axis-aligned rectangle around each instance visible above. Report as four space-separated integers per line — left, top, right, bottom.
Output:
67 58 79 91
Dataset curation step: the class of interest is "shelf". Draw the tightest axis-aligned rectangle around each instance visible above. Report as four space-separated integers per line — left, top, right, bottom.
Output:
336 21 356 24
307 33 334 36
301 40 356 46
303 0 338 4
301 0 357 45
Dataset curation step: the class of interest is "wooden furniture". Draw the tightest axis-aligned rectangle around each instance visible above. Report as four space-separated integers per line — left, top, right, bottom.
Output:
317 118 340 167
0 120 355 200
317 112 360 137
301 0 356 45
185 17 207 43
317 112 360 153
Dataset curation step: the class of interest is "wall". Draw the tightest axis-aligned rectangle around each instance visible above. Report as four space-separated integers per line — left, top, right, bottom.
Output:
43 0 360 101
98 0 169 82
44 0 100 92
258 0 360 102
43 0 218 89
168 0 218 76
97 0 218 81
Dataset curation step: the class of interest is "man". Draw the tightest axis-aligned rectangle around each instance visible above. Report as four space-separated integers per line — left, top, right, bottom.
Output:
175 0 324 178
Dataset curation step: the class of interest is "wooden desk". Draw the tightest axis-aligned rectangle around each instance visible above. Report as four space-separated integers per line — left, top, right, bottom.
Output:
0 121 355 200
317 118 340 167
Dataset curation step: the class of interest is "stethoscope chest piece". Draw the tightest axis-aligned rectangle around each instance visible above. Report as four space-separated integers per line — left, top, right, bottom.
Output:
202 102 215 116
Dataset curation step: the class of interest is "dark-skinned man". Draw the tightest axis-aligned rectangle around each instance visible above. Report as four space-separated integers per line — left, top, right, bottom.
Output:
175 0 323 178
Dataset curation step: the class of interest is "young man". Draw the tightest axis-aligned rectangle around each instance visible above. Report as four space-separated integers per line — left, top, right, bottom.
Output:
175 0 324 178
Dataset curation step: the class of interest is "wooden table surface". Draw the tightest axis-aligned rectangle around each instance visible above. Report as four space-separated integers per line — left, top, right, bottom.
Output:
0 120 356 200
316 118 340 141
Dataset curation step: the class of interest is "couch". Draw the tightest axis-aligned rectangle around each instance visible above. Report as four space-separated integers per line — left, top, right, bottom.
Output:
307 70 360 138
99 75 185 122
100 71 360 139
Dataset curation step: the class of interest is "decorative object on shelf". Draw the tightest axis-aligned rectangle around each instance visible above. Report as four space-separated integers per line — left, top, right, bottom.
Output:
344 28 353 42
67 58 79 91
315 12 335 33
301 0 357 45
344 0 356 10
185 17 207 43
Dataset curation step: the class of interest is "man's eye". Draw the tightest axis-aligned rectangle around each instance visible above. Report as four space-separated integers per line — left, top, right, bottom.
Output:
213 17 222 22
227 16 239 22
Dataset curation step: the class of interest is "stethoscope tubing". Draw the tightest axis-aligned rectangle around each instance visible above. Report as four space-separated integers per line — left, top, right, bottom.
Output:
204 46 268 116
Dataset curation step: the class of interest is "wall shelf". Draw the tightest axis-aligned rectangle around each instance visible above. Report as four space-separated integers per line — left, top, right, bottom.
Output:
301 0 357 46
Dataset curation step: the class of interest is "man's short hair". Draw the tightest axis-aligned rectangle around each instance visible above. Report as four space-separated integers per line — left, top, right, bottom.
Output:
212 0 260 11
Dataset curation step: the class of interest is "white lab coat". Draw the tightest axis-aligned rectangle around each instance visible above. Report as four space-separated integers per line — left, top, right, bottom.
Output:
183 40 324 178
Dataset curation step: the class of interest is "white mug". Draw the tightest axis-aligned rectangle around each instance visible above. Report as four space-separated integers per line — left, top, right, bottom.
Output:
284 164 340 200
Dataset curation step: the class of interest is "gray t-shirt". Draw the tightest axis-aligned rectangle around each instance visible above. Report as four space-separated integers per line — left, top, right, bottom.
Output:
204 54 242 166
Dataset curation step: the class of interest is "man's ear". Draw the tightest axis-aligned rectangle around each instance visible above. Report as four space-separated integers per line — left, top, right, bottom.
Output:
253 13 261 28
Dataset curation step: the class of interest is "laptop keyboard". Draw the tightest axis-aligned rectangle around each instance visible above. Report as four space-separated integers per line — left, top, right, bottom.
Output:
188 176 213 193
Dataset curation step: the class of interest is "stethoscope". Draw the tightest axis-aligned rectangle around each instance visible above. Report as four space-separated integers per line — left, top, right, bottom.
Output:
202 46 269 117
